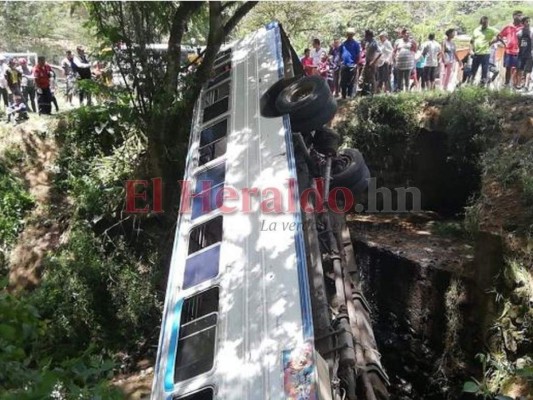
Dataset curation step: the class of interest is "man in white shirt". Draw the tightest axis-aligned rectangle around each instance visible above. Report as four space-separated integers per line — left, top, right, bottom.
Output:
0 55 9 108
422 33 442 89
377 31 393 92
310 38 326 67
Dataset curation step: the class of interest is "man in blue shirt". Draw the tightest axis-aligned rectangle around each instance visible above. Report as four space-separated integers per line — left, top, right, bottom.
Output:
339 27 361 99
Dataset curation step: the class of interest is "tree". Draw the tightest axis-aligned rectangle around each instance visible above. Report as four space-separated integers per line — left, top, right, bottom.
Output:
0 2 95 61
88 1 256 198
87 1 257 265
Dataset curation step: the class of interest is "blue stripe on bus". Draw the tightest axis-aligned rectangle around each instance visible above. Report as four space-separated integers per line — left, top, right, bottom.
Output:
154 95 204 396
164 298 184 392
270 22 314 341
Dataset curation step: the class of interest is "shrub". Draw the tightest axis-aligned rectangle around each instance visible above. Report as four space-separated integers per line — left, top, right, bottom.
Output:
31 222 161 359
0 163 33 249
0 287 123 399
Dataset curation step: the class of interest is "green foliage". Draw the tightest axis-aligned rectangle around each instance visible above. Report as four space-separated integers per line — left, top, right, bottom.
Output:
439 87 502 170
482 141 533 206
463 353 529 399
0 288 123 399
31 222 161 359
337 93 424 175
0 2 96 62
0 163 33 248
37 107 159 360
55 104 139 221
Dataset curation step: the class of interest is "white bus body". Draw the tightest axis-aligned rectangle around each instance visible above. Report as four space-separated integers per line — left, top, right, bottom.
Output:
152 22 387 400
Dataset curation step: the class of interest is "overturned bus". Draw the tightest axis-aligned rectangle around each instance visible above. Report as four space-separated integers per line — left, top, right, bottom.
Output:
152 22 388 400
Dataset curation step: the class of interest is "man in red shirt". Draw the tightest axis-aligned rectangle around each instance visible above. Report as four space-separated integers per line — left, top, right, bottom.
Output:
33 56 53 115
498 10 523 87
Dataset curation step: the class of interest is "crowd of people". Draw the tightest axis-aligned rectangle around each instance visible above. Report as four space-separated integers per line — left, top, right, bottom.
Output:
0 45 111 124
300 10 532 98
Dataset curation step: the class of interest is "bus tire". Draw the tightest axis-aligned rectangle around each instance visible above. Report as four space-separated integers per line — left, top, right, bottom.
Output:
275 75 332 119
260 75 303 118
330 148 368 189
290 96 337 133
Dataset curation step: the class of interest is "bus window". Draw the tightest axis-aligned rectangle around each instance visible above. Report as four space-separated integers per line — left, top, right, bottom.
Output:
191 163 226 220
203 98 229 123
214 49 231 65
199 119 228 166
203 81 230 109
183 244 220 289
173 388 214 400
188 216 223 255
207 61 231 89
174 289 219 383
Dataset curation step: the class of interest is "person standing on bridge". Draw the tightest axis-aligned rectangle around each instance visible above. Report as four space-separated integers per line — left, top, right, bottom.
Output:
498 10 524 89
471 16 500 86
361 30 381 95
339 27 361 99
376 31 393 93
301 48 314 76
441 29 462 91
516 16 532 91
393 28 416 92
422 33 442 90
310 38 326 68
329 37 342 96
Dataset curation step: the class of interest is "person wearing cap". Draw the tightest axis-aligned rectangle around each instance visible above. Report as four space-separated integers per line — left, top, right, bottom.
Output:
19 59 37 112
377 31 393 92
339 27 361 99
73 45 92 105
0 55 8 108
